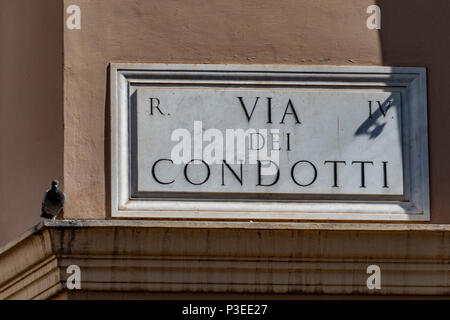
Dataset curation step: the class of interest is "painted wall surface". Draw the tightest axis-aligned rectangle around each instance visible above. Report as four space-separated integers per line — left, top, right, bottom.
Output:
377 0 450 223
2 0 449 234
63 0 450 222
63 0 385 219
0 0 63 246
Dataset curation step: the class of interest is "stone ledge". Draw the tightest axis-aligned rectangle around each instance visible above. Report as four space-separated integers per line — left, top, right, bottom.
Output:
30 219 450 231
0 220 449 299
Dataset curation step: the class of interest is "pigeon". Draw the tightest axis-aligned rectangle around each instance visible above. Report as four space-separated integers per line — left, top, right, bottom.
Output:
41 180 65 220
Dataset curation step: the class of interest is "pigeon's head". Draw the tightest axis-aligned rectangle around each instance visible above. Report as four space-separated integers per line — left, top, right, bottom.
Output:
51 180 59 189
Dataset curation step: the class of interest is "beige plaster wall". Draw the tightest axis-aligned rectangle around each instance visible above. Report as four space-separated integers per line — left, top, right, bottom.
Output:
61 0 449 223
0 0 63 246
63 0 384 219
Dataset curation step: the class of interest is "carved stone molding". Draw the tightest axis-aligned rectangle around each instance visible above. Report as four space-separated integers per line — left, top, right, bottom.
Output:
1 220 449 299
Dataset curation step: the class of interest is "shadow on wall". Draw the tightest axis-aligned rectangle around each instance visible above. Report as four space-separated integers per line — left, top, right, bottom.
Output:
355 96 396 140
376 0 450 223
0 0 64 247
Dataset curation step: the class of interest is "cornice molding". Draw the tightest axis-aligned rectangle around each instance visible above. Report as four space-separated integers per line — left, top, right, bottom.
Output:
1 220 449 299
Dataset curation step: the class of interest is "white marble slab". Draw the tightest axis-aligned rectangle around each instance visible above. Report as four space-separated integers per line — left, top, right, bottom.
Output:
135 88 403 195
111 64 429 221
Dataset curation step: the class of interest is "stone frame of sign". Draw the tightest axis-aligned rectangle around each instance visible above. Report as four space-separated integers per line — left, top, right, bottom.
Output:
110 64 429 221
